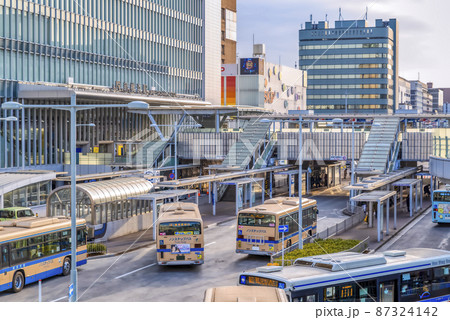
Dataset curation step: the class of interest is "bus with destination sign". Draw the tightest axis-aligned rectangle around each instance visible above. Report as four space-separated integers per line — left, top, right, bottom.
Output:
156 202 204 265
432 187 450 224
236 197 318 256
0 217 87 293
238 248 450 302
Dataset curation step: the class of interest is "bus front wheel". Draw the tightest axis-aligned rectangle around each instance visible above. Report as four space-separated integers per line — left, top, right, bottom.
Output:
62 257 71 276
12 271 25 293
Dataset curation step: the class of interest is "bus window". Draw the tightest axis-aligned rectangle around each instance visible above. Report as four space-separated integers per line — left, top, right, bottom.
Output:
1 245 9 268
238 214 276 227
433 192 450 202
324 286 338 301
293 294 317 302
159 222 202 236
357 280 377 302
379 280 396 302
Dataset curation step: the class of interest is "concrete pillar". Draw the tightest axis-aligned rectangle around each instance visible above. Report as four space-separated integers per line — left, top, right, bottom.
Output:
0 194 3 209
369 201 373 228
208 170 211 204
415 183 418 214
269 172 273 198
152 199 157 240
386 198 390 236
249 182 253 207
235 184 239 216
420 179 423 210
288 174 292 197
400 186 403 208
212 182 217 216
377 201 382 242
394 193 397 230
409 187 413 217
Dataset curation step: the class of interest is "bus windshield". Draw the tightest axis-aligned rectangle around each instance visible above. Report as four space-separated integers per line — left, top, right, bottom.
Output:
238 214 276 227
433 192 450 202
159 222 201 236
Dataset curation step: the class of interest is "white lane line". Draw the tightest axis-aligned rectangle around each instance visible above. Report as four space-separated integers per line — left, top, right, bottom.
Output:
115 263 157 279
205 242 216 247
51 296 68 302
318 216 328 221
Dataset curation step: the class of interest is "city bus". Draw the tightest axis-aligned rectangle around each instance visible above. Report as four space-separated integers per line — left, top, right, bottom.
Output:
203 286 288 302
238 248 450 302
432 187 450 224
0 217 87 293
236 197 318 256
156 202 204 265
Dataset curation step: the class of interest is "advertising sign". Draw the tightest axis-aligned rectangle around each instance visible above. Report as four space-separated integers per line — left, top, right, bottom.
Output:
171 244 190 254
240 58 260 75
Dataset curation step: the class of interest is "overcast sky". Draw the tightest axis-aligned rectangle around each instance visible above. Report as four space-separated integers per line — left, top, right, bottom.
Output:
237 0 450 88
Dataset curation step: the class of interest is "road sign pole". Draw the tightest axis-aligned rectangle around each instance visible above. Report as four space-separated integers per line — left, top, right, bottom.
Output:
282 232 285 268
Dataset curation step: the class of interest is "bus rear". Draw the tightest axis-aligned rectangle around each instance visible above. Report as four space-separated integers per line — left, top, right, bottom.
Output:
156 203 204 265
236 211 277 255
432 190 450 224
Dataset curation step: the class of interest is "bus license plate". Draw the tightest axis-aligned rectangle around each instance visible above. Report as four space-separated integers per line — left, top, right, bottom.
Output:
252 246 260 251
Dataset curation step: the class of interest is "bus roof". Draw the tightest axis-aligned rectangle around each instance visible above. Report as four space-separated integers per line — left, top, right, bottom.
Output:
238 197 317 216
240 248 450 291
157 202 202 223
204 286 288 302
0 217 86 243
0 207 32 211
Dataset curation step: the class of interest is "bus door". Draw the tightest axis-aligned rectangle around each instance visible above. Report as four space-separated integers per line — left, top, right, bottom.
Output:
379 279 398 302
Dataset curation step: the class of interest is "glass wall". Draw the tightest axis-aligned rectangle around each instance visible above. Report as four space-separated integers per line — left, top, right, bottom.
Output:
3 181 51 208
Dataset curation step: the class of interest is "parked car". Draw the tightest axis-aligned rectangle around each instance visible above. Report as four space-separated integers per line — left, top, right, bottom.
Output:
0 207 36 221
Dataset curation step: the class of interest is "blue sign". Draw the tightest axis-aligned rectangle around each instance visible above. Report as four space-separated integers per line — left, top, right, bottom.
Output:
169 173 175 180
69 283 74 299
279 225 289 233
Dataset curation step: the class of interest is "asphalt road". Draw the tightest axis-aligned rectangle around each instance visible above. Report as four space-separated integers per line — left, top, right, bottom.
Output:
0 219 268 302
378 209 450 251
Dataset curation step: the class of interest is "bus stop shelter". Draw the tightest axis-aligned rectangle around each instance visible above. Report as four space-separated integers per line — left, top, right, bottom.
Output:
391 179 422 217
219 177 265 216
273 169 309 197
129 189 199 240
350 190 397 242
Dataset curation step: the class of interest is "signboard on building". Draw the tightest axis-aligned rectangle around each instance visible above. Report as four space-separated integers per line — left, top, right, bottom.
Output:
240 58 263 75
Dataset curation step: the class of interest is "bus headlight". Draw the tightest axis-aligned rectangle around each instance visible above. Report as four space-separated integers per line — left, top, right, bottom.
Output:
439 215 443 219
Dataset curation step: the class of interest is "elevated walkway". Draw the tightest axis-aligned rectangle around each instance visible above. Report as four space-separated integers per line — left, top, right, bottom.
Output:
357 118 400 174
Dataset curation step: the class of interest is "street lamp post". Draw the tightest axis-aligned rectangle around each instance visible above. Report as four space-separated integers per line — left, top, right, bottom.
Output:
298 113 303 250
1 103 25 169
1 100 149 302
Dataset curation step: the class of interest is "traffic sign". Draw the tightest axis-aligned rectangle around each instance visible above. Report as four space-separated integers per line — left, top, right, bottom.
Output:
169 173 175 180
278 225 289 233
69 283 74 299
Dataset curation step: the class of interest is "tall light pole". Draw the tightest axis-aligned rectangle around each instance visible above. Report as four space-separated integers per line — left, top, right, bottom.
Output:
2 100 149 302
298 113 303 250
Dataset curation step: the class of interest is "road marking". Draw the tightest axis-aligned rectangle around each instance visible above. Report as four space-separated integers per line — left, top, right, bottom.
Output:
205 242 216 247
375 208 430 252
229 225 235 229
51 296 68 302
318 216 328 221
115 263 157 279
438 237 449 250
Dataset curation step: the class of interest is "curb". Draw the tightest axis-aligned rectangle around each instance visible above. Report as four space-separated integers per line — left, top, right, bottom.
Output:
371 204 431 252
87 216 237 259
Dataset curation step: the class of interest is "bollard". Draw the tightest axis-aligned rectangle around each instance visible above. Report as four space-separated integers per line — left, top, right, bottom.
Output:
38 280 42 302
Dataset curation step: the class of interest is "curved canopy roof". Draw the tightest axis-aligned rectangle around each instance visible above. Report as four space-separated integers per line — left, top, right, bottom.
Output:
49 177 153 205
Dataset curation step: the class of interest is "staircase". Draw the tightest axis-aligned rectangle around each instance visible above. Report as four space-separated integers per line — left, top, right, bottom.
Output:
253 134 277 169
134 139 170 168
217 120 271 200
221 120 272 169
356 118 400 174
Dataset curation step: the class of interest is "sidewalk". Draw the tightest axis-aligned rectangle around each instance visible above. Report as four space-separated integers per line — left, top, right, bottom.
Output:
331 198 432 252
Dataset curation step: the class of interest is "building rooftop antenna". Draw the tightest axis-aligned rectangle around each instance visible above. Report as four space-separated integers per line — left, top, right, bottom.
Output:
310 14 313 23
365 6 368 20
339 8 343 21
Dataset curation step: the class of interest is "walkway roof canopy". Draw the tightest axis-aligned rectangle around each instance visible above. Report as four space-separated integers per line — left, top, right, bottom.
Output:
350 190 397 203
49 177 153 205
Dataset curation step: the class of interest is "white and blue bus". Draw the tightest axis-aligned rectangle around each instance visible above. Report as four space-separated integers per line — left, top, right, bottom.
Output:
238 248 450 302
432 188 450 224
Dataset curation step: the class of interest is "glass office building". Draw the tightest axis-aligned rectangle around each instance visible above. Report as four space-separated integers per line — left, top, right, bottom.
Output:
0 0 204 97
299 19 399 114
0 0 220 170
